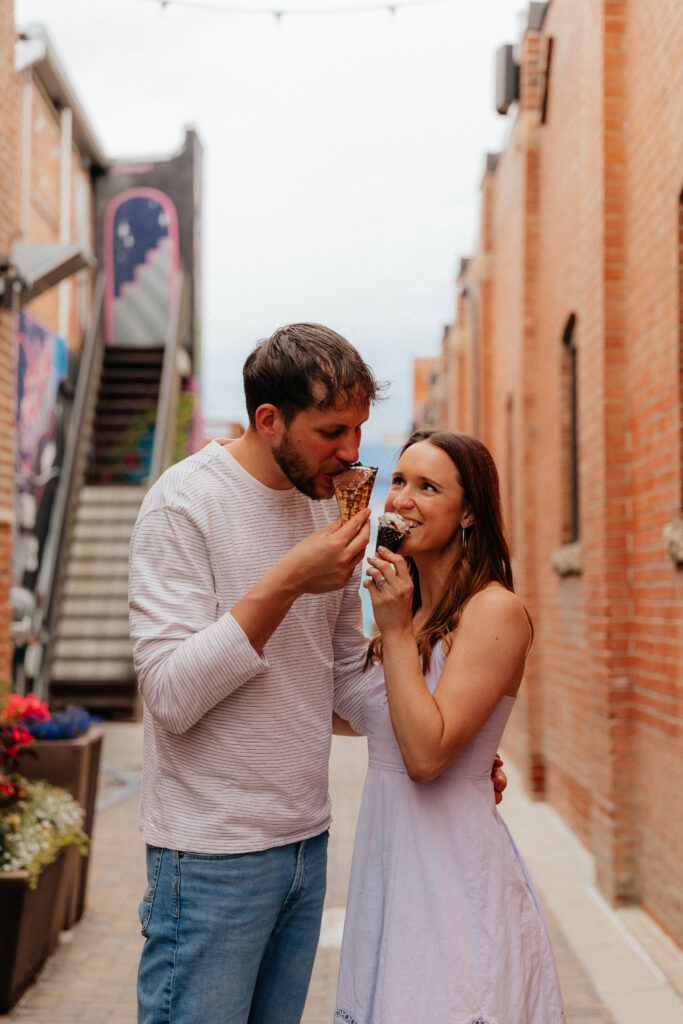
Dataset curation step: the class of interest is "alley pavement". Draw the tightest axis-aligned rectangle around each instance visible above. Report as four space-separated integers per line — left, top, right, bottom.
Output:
1 721 682 1024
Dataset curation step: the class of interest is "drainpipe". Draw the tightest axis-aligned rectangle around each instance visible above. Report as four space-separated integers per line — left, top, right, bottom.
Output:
20 68 31 237
58 107 72 340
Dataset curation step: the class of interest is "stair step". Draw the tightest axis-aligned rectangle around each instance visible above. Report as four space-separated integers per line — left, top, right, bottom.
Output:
65 558 129 579
91 453 154 468
79 486 145 505
95 397 158 413
98 378 161 393
96 396 159 411
93 416 156 430
69 538 130 559
95 397 158 411
90 449 152 466
94 418 156 434
92 416 155 432
53 637 134 660
104 345 163 360
72 520 137 542
74 513 140 534
93 421 156 436
85 463 151 477
56 617 130 640
50 659 136 682
93 431 155 447
75 498 144 522
62 577 129 599
85 468 151 485
89 446 154 463
92 411 156 426
91 453 152 466
102 366 162 381
48 689 139 713
60 596 130 619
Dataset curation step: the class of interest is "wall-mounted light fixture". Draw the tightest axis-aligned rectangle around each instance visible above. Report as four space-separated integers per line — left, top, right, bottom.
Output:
0 254 26 310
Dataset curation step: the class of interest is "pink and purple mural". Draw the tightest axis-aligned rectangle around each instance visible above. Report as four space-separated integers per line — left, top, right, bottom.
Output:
15 311 69 588
103 188 179 346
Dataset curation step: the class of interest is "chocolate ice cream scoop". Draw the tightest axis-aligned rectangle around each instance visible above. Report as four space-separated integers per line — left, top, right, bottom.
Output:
375 512 413 553
333 465 378 522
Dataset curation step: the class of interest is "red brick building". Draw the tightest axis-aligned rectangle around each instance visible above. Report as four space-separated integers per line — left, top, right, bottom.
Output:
0 0 18 688
0 20 203 709
418 0 683 945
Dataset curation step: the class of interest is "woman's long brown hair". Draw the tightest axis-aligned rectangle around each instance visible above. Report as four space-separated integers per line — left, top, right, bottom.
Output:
366 430 520 671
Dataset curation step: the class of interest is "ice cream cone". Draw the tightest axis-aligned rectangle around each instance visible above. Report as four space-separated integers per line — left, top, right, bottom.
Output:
333 465 378 522
375 512 412 553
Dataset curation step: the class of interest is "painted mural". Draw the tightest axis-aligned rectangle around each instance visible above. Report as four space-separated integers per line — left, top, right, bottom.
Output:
192 133 203 370
14 311 69 590
103 188 179 345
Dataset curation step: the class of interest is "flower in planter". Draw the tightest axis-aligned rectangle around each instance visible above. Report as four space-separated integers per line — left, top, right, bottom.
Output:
1 693 50 727
0 694 49 807
0 778 88 888
0 693 89 887
27 704 98 741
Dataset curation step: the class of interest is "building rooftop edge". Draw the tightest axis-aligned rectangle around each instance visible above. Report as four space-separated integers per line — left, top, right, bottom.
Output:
15 24 109 171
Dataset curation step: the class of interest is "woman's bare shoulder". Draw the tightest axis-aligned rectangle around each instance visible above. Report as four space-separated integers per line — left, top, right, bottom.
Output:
462 584 530 636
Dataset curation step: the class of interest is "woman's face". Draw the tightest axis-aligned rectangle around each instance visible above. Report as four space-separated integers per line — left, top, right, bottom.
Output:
384 441 472 557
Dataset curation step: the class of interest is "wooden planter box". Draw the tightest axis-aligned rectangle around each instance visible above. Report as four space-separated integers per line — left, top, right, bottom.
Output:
16 724 103 928
0 851 69 1012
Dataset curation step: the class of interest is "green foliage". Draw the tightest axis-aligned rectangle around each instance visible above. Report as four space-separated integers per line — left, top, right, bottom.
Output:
173 389 199 463
0 778 89 888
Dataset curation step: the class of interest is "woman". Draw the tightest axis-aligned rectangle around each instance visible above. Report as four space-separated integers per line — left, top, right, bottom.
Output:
334 430 565 1024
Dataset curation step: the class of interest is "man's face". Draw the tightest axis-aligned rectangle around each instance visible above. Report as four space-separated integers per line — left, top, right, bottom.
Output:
272 393 370 499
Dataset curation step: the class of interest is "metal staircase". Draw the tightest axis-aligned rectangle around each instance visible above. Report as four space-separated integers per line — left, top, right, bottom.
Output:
49 486 144 709
49 344 164 707
85 346 163 485
29 271 187 714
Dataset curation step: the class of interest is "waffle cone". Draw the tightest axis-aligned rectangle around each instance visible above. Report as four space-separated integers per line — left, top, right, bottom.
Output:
333 465 378 522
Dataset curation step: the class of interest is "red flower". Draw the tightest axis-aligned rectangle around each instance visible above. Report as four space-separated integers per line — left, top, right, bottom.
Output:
22 693 50 723
11 726 34 747
0 692 50 726
1 694 27 724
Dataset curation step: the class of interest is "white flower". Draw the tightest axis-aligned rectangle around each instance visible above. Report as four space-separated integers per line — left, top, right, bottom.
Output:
1 778 87 886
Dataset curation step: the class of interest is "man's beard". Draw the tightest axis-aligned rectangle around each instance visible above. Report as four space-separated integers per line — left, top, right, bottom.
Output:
272 431 345 499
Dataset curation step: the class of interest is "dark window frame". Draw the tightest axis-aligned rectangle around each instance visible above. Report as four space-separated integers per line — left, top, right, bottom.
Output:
562 314 579 543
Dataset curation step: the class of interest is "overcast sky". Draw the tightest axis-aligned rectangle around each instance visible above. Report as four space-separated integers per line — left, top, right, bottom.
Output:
16 0 523 443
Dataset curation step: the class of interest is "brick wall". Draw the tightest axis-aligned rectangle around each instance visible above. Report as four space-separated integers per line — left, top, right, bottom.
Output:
423 0 683 944
0 0 17 687
623 0 683 942
21 75 94 344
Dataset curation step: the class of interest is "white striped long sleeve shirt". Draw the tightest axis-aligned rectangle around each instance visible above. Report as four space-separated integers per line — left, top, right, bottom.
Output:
129 442 368 853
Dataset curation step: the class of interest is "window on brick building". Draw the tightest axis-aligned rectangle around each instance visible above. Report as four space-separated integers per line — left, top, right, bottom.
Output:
541 37 553 124
505 394 515 552
467 290 480 437
561 314 579 543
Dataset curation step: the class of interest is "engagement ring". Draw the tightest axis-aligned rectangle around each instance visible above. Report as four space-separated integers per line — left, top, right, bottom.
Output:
375 576 387 588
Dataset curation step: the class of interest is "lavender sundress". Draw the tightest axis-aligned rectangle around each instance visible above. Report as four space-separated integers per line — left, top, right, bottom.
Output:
334 643 565 1024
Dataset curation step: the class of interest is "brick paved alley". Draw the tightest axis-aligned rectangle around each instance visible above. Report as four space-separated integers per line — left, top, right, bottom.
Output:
1 723 681 1024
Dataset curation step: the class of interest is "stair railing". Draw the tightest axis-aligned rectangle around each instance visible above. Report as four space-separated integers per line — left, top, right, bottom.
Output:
149 269 186 485
30 272 106 699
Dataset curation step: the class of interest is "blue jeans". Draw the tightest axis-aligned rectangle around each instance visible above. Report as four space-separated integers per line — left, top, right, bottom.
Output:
137 831 328 1024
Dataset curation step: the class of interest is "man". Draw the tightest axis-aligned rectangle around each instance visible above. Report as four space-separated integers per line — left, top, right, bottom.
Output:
129 323 504 1023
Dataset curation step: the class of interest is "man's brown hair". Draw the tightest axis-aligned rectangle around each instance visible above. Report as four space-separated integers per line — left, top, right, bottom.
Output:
243 323 384 426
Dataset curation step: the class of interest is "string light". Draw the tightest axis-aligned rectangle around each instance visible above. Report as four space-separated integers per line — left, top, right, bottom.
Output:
141 0 456 19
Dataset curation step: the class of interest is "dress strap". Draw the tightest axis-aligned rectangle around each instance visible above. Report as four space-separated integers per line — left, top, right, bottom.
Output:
523 606 534 658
